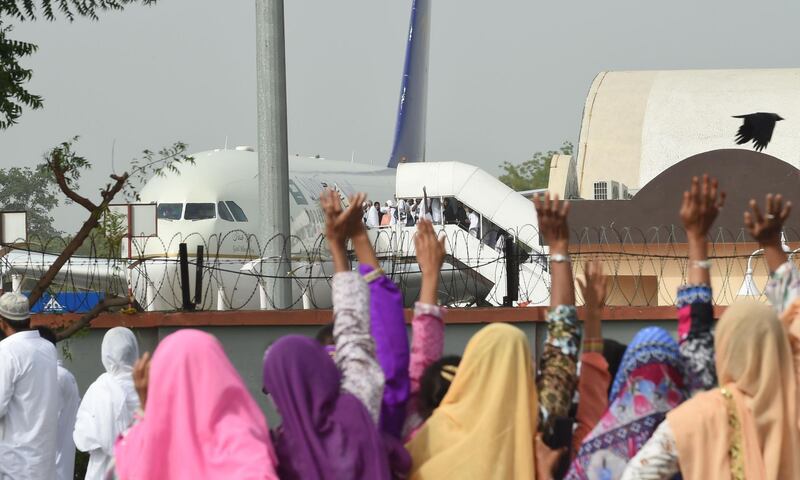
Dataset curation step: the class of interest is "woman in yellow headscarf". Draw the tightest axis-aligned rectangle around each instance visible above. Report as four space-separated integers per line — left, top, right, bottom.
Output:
622 300 800 480
405 322 540 479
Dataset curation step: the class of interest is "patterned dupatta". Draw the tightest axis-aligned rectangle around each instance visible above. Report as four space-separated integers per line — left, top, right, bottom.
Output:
566 327 687 480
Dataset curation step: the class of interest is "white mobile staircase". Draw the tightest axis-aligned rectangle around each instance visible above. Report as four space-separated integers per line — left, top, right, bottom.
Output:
387 161 551 306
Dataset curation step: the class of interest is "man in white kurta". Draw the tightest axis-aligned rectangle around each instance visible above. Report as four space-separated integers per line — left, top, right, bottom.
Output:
37 327 81 480
73 327 141 480
0 292 59 480
55 360 80 480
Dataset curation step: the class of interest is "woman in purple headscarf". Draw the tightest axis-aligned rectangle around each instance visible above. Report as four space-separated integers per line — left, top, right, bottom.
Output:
262 191 410 480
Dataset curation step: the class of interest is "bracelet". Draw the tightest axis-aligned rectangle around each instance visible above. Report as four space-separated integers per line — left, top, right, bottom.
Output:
362 268 385 284
550 253 571 263
691 260 712 270
582 338 604 353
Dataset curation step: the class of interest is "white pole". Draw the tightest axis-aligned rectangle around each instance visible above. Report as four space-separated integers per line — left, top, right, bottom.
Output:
256 0 292 309
217 286 228 311
146 281 157 312
302 290 312 309
259 282 269 310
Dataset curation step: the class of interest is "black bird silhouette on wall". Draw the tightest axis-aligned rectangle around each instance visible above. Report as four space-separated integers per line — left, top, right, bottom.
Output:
733 112 784 152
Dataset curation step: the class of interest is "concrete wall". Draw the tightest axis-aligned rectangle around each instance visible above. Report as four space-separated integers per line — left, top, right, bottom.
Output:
59 320 674 426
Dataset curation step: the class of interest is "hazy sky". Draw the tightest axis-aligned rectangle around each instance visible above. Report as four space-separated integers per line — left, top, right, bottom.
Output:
2 0 799 232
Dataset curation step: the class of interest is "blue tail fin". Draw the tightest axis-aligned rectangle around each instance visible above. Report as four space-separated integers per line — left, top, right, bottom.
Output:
387 0 431 168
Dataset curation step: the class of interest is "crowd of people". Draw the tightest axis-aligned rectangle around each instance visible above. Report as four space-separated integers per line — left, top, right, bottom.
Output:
362 197 481 238
0 174 798 479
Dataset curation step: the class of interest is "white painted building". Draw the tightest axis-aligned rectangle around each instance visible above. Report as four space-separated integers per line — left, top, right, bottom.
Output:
552 68 800 199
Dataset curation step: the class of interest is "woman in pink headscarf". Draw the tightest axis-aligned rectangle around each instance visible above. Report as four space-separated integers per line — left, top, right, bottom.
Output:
113 329 279 480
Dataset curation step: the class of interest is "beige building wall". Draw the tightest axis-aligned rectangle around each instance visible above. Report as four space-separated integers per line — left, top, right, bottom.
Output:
576 71 657 197
575 68 800 199
546 154 579 199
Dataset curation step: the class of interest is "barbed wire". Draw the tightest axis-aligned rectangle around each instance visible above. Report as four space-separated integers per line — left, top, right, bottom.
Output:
1 224 796 313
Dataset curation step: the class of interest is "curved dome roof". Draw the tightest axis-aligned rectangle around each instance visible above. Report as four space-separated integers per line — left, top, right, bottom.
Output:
576 68 800 196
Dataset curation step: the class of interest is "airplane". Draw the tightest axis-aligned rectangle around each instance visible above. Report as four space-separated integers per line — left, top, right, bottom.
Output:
1 0 549 311
118 0 493 310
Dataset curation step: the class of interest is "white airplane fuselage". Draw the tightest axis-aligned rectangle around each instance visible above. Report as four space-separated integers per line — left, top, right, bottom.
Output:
126 149 402 310
136 149 396 259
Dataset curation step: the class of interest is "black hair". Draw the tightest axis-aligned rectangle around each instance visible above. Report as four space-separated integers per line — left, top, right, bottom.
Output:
36 326 58 346
418 355 462 419
1 317 30 332
603 338 627 392
373 202 381 208
315 322 335 346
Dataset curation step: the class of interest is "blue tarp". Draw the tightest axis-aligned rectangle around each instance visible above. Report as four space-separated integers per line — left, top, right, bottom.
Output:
30 292 105 314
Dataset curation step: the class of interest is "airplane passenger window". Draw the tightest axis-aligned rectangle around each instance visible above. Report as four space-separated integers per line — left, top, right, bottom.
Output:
184 203 216 220
217 201 235 222
157 203 183 220
226 201 249 222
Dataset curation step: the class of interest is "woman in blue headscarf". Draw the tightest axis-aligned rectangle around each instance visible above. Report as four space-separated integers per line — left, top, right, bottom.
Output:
565 327 688 480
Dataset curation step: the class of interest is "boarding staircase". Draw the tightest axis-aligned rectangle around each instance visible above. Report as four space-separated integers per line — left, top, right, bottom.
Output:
370 161 552 306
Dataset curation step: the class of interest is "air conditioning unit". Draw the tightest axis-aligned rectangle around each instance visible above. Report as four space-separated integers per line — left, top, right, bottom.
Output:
593 181 608 200
593 180 629 200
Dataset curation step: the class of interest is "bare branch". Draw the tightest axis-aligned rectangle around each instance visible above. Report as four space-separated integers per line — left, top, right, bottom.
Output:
28 172 128 305
56 295 132 341
50 155 97 212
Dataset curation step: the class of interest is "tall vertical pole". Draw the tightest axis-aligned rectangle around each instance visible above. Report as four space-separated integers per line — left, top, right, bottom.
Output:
256 0 292 309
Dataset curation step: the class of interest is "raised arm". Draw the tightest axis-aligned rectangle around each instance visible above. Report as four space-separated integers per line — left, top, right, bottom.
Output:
677 174 724 394
534 193 580 430
535 193 574 306
322 190 385 423
406 221 446 421
745 194 799 313
572 261 610 455
351 195 411 438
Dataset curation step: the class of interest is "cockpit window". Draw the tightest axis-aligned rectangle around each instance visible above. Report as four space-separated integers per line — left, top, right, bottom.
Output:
217 201 235 222
184 203 216 220
157 203 183 220
226 201 248 222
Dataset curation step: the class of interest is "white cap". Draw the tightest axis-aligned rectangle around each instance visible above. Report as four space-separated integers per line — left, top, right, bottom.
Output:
0 292 30 322
386 200 395 207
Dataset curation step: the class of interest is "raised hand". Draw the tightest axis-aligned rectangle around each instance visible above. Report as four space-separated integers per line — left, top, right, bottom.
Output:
415 219 446 305
415 219 446 277
133 351 151 410
680 174 726 240
744 193 792 272
577 260 607 340
744 193 791 246
320 189 367 246
533 192 570 253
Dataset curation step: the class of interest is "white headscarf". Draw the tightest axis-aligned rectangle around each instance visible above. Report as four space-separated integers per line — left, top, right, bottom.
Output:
73 327 141 480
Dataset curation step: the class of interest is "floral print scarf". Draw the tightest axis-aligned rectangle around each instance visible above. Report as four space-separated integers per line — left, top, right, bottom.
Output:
566 327 687 480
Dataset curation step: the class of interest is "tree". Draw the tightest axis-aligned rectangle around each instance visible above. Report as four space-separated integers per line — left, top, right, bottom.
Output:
498 141 574 192
0 0 155 129
27 136 192 340
0 164 61 240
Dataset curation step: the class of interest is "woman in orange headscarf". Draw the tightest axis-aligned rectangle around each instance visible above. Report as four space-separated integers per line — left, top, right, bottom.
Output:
621 300 800 479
